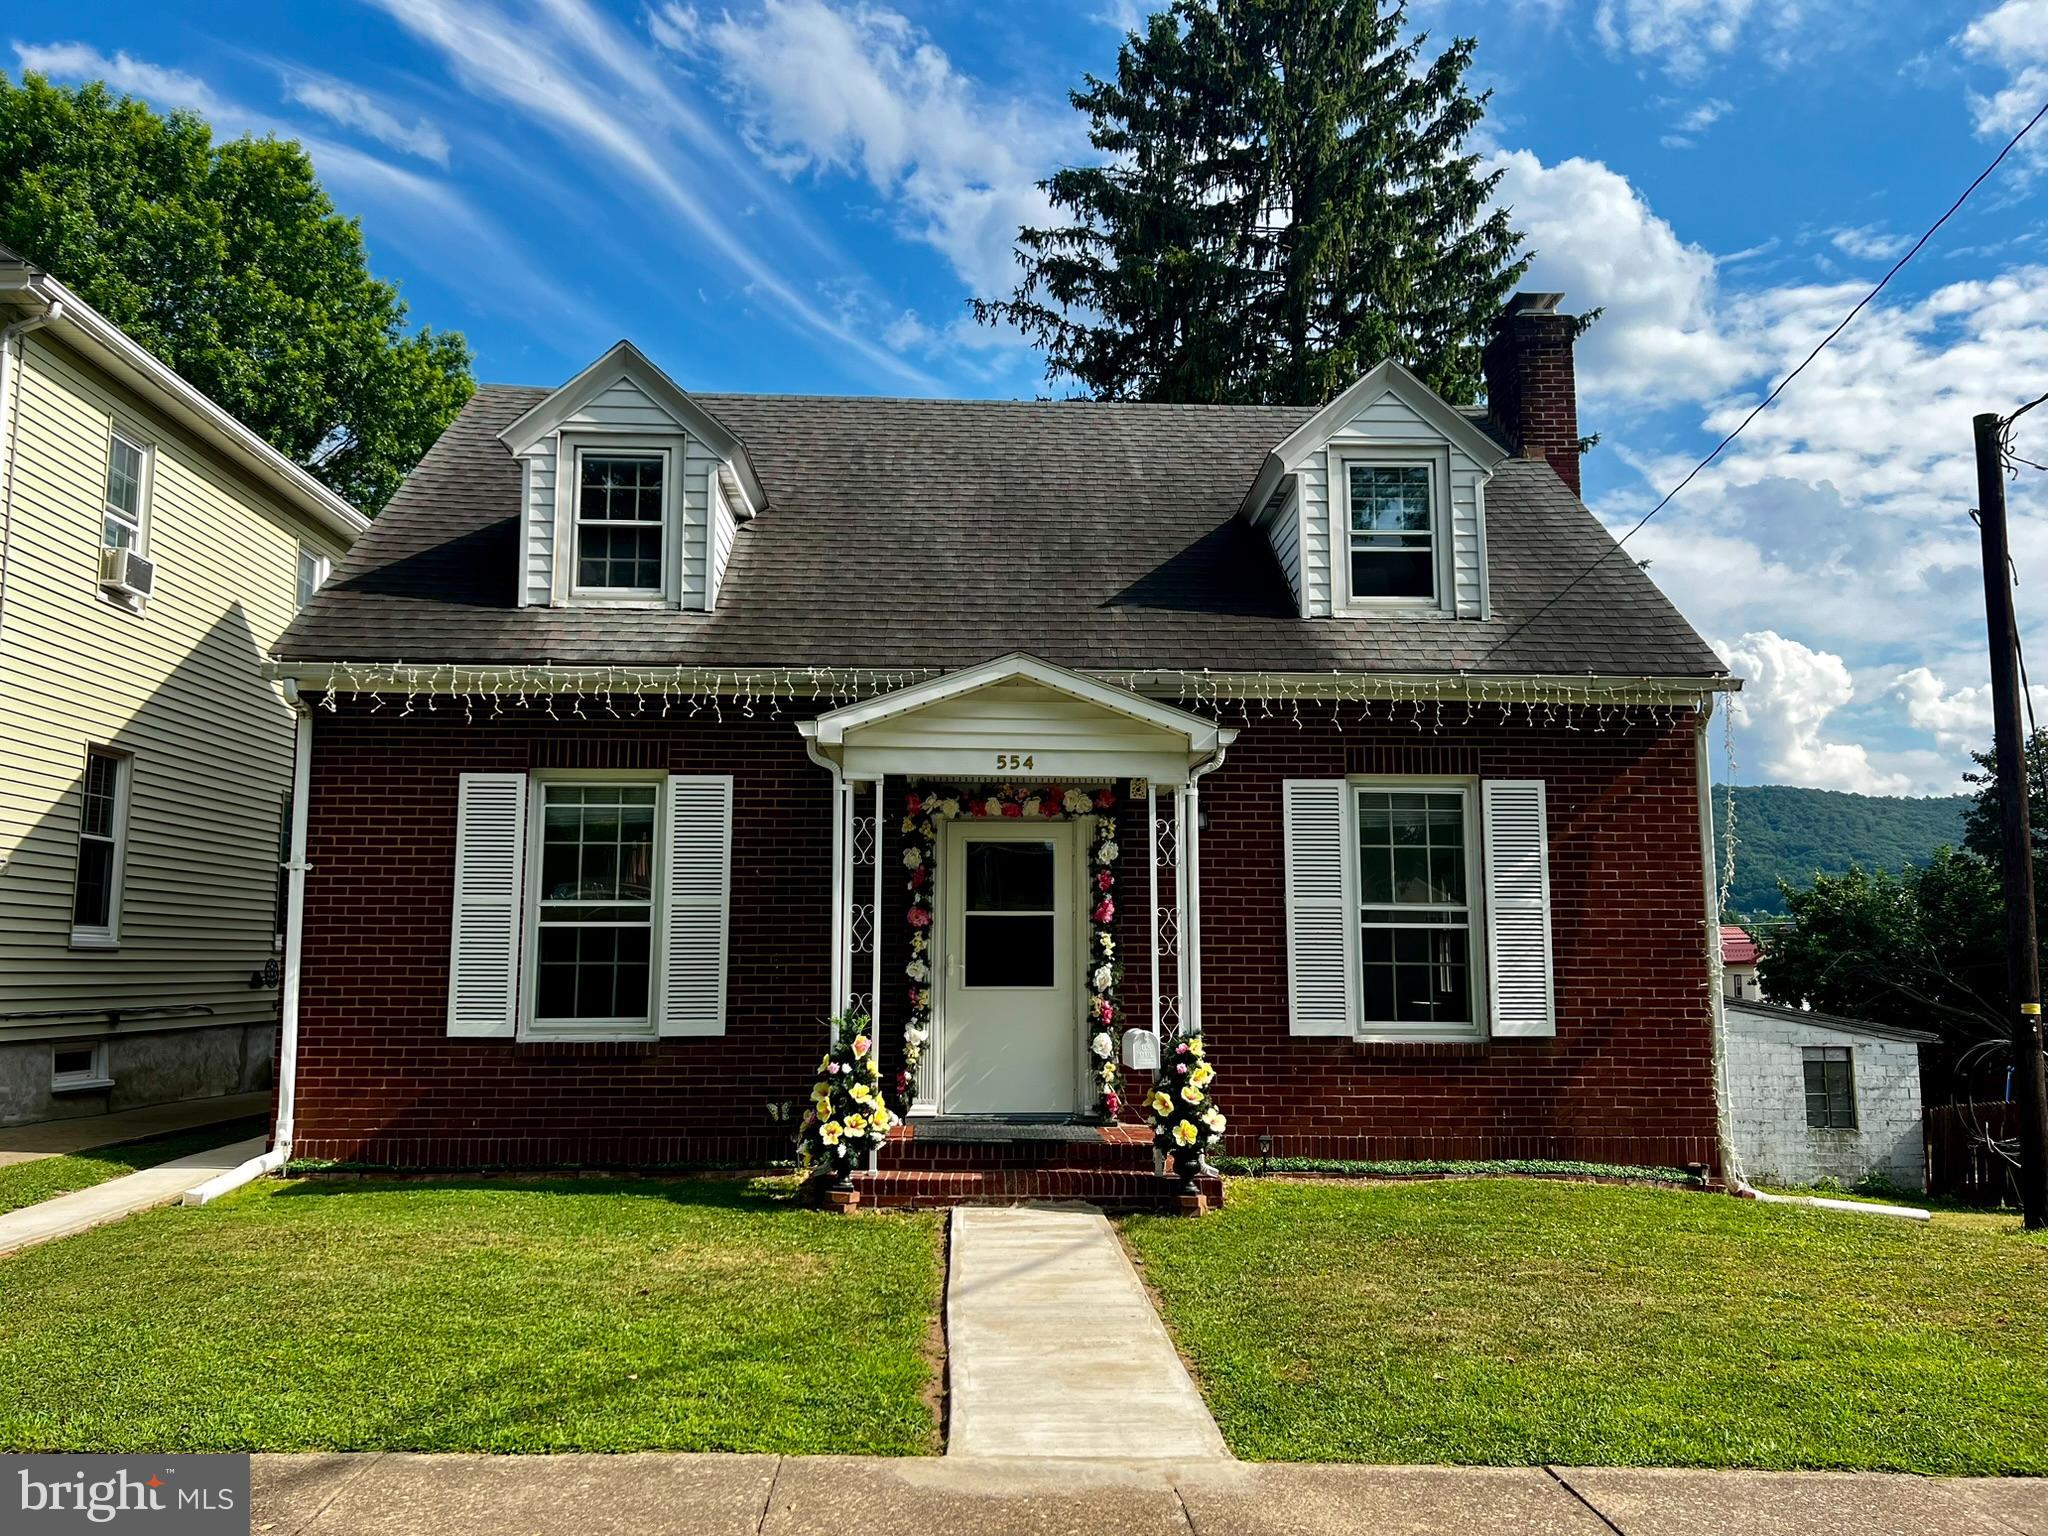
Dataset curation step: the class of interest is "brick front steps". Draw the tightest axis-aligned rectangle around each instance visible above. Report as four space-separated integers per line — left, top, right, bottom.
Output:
848 1120 1224 1211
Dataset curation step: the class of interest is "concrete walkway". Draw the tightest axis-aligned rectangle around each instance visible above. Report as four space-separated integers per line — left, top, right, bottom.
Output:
0 1134 266 1257
247 1454 2048 1536
0 1090 268 1166
944 1205 1230 1461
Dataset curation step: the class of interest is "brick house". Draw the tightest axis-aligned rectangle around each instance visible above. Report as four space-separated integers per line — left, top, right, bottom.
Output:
268 292 1737 1201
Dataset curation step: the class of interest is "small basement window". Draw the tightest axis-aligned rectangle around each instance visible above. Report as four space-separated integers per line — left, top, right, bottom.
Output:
1803 1045 1856 1129
52 1041 111 1093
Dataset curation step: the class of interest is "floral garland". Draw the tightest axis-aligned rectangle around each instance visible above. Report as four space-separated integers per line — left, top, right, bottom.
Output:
796 1013 895 1176
1147 1028 1225 1159
898 782 1125 1118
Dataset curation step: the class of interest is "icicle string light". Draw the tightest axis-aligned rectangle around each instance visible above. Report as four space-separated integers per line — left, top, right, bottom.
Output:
293 661 1732 728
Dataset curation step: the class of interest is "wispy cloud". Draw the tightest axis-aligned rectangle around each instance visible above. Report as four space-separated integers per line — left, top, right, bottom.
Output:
363 0 938 390
13 40 224 113
685 0 1075 302
10 38 611 340
281 69 449 165
1829 223 1911 261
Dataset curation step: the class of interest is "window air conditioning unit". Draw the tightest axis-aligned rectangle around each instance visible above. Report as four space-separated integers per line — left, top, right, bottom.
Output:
98 546 155 599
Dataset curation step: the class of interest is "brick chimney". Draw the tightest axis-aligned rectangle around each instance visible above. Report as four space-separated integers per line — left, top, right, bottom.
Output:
1482 291 1583 496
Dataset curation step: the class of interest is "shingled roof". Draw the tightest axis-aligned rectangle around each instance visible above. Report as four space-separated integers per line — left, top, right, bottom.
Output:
276 385 1725 680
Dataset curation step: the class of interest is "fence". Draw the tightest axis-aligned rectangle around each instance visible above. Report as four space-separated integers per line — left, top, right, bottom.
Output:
1924 1102 2019 1206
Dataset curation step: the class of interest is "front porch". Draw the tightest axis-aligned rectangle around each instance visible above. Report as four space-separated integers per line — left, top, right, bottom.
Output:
796 655 1235 1202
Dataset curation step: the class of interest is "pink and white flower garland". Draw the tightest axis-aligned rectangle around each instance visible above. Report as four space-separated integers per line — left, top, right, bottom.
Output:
899 782 1125 1118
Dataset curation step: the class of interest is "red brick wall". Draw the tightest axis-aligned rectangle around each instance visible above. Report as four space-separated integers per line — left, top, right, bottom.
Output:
292 700 1718 1172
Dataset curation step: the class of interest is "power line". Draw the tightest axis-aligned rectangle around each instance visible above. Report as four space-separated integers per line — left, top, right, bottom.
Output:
1482 92 2048 663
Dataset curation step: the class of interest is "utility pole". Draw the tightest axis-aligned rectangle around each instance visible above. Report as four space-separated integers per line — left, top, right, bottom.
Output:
1974 410 2048 1230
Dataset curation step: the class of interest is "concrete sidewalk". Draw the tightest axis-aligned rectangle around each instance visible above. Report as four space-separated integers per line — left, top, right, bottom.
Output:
0 1134 266 1257
248 1454 2048 1536
0 1091 268 1167
945 1205 1229 1461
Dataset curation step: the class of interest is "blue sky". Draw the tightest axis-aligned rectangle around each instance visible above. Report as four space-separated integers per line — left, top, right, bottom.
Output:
7 0 2048 795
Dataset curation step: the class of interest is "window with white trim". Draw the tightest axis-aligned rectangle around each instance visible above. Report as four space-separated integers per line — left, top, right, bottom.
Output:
103 430 149 552
531 781 659 1031
573 451 666 593
71 748 128 945
1343 462 1435 602
1355 785 1480 1035
295 547 330 610
52 1041 111 1092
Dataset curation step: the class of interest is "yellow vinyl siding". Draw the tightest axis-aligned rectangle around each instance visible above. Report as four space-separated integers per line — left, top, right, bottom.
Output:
0 330 345 1041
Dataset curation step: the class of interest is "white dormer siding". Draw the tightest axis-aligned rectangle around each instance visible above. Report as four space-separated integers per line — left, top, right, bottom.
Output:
502 341 763 614
1303 389 1489 619
1255 480 1306 617
1241 359 1507 623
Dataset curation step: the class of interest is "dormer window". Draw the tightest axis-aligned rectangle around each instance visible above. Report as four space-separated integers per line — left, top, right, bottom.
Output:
571 446 670 598
1343 462 1437 603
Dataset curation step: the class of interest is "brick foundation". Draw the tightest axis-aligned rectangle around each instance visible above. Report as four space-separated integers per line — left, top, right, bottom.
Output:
291 699 1719 1174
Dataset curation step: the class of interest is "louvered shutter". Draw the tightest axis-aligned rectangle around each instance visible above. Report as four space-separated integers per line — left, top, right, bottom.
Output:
447 773 526 1037
1284 779 1356 1036
1483 779 1556 1038
658 775 733 1036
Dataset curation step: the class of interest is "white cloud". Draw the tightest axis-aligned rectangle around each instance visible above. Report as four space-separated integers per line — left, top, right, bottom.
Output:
1718 631 1914 793
688 0 1072 303
1958 0 2048 165
12 41 224 114
1488 149 1755 405
1594 0 1758 76
282 71 450 165
1676 96 1732 132
1892 665 2048 757
1828 224 1911 262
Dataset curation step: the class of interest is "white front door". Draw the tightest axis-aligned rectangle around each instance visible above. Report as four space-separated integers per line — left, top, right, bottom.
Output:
940 819 1079 1115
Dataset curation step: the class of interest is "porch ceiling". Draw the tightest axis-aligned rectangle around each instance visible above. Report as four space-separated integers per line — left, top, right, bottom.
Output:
798 653 1234 785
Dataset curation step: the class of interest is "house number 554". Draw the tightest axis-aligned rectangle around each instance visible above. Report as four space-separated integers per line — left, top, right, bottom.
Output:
994 752 1035 771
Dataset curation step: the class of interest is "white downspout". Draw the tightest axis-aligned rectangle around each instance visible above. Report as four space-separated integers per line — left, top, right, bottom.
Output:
185 681 311 1204
0 301 63 649
1697 699 1928 1222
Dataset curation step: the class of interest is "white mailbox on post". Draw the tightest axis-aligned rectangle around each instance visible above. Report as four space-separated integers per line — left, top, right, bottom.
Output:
1120 1028 1160 1072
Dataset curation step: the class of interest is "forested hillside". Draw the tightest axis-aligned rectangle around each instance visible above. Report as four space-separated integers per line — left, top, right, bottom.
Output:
1712 786 1969 917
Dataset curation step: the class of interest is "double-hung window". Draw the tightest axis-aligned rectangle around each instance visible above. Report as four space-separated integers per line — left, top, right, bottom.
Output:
295 547 330 610
1802 1046 1856 1129
103 431 148 552
72 748 128 945
573 451 666 595
1356 785 1478 1035
1343 462 1437 602
532 782 659 1032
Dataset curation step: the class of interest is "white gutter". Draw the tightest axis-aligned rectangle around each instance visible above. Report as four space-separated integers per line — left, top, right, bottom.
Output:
0 264 366 545
1696 700 1930 1223
0 301 64 648
182 681 314 1207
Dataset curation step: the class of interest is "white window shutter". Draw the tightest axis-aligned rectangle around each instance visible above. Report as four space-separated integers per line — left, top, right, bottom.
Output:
659 775 733 1036
1483 779 1556 1038
1284 779 1355 1036
447 773 526 1037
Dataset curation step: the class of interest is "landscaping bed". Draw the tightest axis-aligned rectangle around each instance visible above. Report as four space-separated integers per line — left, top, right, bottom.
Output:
0 1175 941 1454
1121 1177 2048 1473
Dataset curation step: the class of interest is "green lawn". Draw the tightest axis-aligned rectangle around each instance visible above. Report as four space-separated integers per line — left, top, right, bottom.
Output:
1122 1178 2048 1473
0 1176 941 1455
0 1116 269 1215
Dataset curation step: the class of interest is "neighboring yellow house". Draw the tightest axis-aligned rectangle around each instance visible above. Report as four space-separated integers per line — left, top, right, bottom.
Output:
0 248 366 1126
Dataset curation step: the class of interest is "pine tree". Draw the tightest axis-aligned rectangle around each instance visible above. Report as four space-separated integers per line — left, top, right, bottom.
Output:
975 0 1526 406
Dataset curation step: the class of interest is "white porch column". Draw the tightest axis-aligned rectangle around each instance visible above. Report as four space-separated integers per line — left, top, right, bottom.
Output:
1183 778 1202 1033
871 777 884 1052
1147 781 1161 1041
1173 784 1190 1033
829 776 847 1029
